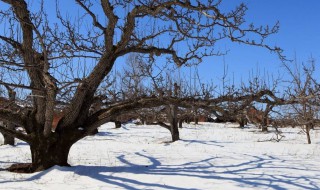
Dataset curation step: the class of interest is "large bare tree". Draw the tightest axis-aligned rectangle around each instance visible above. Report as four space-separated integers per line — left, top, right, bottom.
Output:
0 0 282 172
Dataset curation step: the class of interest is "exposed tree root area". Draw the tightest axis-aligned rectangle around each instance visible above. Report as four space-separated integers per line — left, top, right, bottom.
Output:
6 163 34 173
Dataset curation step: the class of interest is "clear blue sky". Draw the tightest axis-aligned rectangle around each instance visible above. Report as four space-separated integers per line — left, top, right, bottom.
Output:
197 0 320 86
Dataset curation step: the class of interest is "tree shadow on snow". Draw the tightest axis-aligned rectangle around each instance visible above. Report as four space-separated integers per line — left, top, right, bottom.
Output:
71 152 319 190
179 139 225 147
1 152 319 190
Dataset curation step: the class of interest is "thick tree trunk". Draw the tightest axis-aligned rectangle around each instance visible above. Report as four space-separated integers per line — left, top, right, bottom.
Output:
261 116 268 132
238 117 247 128
239 120 244 128
261 125 268 132
156 120 179 142
3 123 15 145
170 120 180 142
194 117 199 125
8 136 73 173
89 128 99 135
30 142 71 172
26 137 73 172
3 135 14 145
115 121 121 128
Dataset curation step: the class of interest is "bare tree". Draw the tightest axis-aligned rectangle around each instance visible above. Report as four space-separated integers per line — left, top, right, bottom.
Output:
0 0 282 172
281 57 320 144
155 82 181 141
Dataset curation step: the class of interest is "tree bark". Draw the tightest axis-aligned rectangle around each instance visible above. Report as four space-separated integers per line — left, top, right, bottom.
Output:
306 124 311 144
28 138 72 172
2 85 16 145
261 115 268 132
89 128 99 135
169 89 180 142
171 127 180 141
170 118 180 142
261 125 268 132
310 123 314 130
194 116 199 125
178 119 183 128
3 123 15 145
115 120 121 128
185 116 190 124
238 117 247 128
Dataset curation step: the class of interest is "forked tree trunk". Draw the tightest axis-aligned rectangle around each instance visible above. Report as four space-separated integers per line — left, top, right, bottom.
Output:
156 120 180 142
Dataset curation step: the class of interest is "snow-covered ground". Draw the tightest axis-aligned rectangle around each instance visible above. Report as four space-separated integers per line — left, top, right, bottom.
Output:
0 122 320 190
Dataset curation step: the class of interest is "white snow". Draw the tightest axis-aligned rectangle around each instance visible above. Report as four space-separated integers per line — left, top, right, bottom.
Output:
0 123 320 190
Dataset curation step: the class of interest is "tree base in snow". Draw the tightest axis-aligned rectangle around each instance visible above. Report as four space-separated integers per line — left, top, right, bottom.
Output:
6 162 72 173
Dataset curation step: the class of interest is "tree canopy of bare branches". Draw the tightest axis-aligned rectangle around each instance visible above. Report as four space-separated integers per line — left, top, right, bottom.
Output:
0 0 283 172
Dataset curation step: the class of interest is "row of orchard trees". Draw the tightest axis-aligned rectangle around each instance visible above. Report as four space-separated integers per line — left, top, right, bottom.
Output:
0 0 318 173
2 53 319 145
103 53 320 145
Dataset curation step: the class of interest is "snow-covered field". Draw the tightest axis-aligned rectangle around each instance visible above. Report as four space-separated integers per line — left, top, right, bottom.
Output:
0 122 320 190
